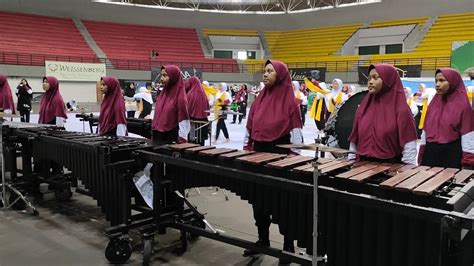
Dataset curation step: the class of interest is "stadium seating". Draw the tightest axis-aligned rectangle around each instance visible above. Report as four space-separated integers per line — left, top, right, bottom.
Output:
414 12 474 56
82 20 238 71
0 11 97 66
368 12 473 70
264 24 361 62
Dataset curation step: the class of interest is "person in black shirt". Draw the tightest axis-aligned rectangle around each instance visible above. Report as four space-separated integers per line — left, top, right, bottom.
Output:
16 79 33 122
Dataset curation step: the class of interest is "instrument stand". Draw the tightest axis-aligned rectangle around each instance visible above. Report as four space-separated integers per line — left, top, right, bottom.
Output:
0 113 38 215
312 140 327 265
191 118 230 201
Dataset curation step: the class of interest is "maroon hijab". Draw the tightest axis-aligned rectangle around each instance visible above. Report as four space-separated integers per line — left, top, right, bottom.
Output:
99 76 127 135
0 75 15 114
186 76 208 119
423 68 471 143
349 64 417 159
247 60 302 142
38 76 67 124
152 65 189 132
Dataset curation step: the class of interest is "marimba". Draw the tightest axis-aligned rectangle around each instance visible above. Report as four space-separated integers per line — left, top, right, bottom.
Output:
4 126 152 226
134 143 473 266
75 113 152 138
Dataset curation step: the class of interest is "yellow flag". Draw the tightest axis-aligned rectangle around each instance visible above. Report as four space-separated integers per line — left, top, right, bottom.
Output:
315 97 324 121
309 98 318 119
467 91 473 104
328 92 343 113
202 84 218 98
304 78 330 95
418 98 428 129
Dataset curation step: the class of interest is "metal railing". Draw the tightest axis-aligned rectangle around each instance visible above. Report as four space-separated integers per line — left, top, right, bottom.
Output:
0 51 451 74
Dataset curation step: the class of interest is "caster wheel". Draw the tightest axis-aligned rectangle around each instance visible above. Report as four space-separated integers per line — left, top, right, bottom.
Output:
180 230 190 253
143 238 153 266
105 237 132 264
55 188 72 202
9 193 26 210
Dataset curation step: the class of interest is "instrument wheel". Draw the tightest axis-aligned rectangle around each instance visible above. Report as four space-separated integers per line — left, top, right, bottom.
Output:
142 237 153 266
105 237 132 264
54 188 72 202
179 230 190 253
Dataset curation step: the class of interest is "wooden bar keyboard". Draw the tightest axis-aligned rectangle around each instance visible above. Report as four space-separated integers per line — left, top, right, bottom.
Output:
165 144 474 198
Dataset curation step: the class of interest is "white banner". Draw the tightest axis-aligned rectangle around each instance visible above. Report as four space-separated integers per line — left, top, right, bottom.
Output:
45 61 106 81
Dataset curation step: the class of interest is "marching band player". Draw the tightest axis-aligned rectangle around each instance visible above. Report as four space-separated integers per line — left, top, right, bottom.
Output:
292 80 308 126
413 83 436 137
404 86 419 117
214 82 231 141
98 76 127 136
185 76 209 145
231 84 248 124
0 74 16 115
326 78 348 115
419 68 474 168
348 64 417 164
243 60 303 262
306 78 330 131
152 65 190 145
38 76 67 126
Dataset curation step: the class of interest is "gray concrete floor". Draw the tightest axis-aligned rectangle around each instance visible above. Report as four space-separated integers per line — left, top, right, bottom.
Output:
0 188 300 265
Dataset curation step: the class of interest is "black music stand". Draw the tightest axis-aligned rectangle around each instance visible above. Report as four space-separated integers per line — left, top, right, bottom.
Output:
312 139 327 265
0 112 38 215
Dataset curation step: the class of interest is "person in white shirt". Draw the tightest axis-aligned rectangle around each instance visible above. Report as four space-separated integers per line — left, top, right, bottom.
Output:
404 87 419 117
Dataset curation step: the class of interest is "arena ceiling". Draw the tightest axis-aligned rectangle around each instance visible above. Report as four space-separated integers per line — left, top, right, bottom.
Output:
94 0 381 14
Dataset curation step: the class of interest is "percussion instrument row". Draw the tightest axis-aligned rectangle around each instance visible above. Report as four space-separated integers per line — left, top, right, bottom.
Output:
3 125 152 226
138 143 474 266
2 124 473 265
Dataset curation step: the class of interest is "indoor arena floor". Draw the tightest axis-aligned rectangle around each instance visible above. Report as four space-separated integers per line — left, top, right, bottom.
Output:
0 111 318 265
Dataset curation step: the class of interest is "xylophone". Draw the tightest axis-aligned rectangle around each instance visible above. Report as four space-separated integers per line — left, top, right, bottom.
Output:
75 113 152 138
132 143 474 266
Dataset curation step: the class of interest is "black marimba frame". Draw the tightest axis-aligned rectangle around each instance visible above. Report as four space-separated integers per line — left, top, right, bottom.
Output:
133 149 473 266
133 149 314 265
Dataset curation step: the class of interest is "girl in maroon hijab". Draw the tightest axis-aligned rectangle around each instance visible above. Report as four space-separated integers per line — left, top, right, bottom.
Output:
0 75 15 115
348 64 417 164
418 68 474 168
185 76 209 145
152 65 190 145
244 60 303 154
38 76 67 126
242 60 302 260
99 76 127 136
